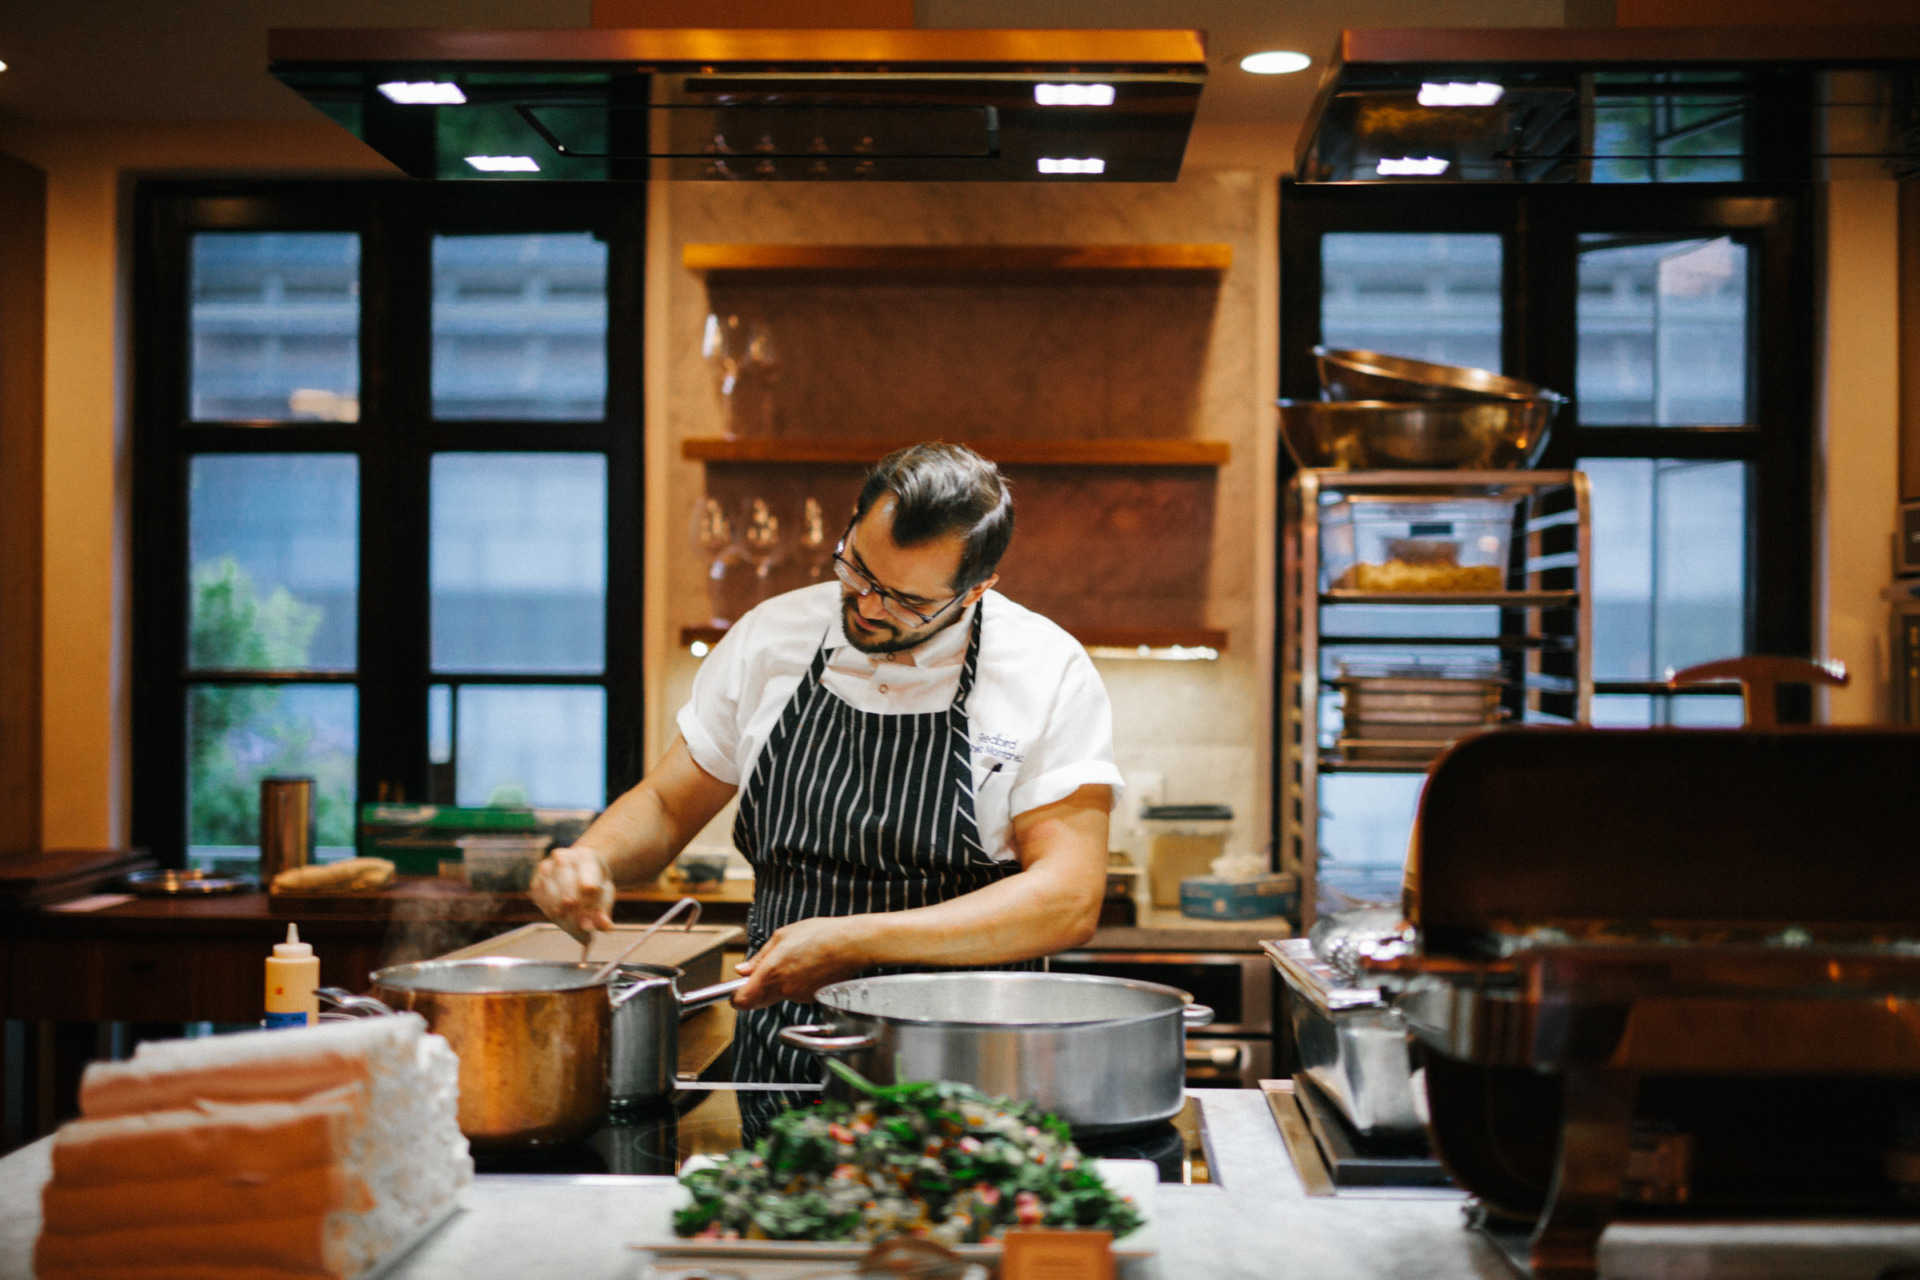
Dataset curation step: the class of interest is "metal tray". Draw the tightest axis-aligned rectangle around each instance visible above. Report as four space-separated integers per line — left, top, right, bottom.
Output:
122 868 257 896
1265 939 1423 1136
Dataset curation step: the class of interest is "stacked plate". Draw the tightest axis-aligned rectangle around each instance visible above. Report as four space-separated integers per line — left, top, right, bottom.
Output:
1278 347 1566 470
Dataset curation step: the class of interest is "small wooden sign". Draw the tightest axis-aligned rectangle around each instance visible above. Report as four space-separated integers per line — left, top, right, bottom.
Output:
1000 1229 1115 1280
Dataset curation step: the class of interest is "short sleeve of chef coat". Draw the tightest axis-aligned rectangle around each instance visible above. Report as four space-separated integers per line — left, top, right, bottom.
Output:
675 606 759 787
1006 647 1123 818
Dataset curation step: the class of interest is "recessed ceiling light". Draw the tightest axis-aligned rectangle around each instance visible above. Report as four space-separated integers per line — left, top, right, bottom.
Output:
1240 51 1311 75
1376 156 1450 177
378 81 466 105
1418 81 1505 107
0 61 10 74
1034 83 1116 107
465 155 540 173
1036 157 1106 175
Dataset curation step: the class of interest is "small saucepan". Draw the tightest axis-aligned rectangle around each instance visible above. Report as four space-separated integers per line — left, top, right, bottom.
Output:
608 963 745 1106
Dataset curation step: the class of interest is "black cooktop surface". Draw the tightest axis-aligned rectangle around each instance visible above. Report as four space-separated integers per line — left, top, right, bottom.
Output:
473 1090 1216 1185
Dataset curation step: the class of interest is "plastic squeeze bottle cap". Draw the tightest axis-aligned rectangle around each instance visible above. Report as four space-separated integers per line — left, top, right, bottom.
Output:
266 922 321 1028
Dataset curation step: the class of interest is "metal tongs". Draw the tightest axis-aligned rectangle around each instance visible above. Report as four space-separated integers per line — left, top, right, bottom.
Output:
588 895 703 984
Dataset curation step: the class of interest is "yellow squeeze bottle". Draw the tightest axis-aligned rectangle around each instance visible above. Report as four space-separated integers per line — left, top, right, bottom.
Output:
265 922 320 1028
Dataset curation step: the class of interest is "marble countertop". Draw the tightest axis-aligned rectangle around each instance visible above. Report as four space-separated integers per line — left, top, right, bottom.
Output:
8 1091 1920 1280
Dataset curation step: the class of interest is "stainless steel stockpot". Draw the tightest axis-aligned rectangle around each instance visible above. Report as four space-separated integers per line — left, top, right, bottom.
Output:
778 971 1214 1134
608 963 744 1106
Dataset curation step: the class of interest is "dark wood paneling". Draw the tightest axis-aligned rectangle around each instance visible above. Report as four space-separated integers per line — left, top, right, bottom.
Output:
0 154 45 855
1902 178 1920 503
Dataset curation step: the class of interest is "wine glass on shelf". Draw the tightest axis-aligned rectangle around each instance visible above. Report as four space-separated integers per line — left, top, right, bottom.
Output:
737 497 786 600
689 496 736 626
796 496 833 581
702 312 745 398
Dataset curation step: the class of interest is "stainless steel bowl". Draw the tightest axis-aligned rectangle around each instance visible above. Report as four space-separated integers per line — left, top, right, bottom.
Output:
1315 346 1569 408
1277 399 1554 470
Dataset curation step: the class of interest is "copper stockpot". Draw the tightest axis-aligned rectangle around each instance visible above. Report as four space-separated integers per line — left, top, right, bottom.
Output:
368 958 612 1151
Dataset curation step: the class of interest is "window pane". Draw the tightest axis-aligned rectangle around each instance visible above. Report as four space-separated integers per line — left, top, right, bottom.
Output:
431 453 607 674
189 455 358 672
432 233 608 420
1584 457 1748 681
191 232 359 422
1578 235 1748 425
1591 80 1748 184
187 684 356 869
455 685 605 809
1317 774 1423 908
1321 233 1502 372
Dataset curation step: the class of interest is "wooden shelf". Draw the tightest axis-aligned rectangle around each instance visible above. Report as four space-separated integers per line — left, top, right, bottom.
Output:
681 624 1226 653
683 437 1229 467
683 243 1233 275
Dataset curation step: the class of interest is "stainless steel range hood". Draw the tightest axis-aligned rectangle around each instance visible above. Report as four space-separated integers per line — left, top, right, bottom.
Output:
268 27 1208 182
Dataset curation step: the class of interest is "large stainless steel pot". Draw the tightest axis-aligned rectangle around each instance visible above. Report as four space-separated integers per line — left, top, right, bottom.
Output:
608 963 744 1106
367 958 613 1151
1314 346 1568 407
778 972 1213 1134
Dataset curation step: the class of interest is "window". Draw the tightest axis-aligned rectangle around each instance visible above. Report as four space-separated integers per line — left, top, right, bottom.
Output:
135 183 644 868
1279 180 1816 903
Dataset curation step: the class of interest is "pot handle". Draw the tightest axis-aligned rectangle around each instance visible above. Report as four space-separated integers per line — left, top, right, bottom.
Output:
1182 1002 1216 1029
676 977 749 1017
318 987 395 1018
779 1024 878 1055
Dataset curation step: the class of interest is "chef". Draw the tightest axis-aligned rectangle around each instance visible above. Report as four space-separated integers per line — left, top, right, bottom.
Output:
533 442 1122 1126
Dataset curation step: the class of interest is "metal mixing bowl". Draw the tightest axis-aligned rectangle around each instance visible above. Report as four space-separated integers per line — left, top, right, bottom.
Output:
1315 346 1569 408
1276 398 1554 470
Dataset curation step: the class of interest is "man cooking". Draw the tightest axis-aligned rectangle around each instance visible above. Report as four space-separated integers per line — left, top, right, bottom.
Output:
532 442 1121 1125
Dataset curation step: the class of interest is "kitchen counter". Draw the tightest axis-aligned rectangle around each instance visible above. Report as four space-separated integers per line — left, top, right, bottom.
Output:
1090 908 1291 952
8 1090 1920 1279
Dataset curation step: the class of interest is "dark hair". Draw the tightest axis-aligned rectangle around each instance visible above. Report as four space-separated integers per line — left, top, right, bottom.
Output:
851 443 1014 592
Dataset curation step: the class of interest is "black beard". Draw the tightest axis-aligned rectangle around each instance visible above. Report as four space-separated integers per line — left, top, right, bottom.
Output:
840 595 960 655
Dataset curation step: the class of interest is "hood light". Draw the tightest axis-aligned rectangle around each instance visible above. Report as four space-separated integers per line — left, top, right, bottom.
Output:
378 80 466 105
1376 156 1449 177
1417 81 1505 108
1034 83 1116 107
1037 157 1105 175
466 155 540 172
1240 51 1311 75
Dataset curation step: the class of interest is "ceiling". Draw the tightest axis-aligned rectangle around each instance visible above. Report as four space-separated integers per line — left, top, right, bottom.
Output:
0 0 1570 130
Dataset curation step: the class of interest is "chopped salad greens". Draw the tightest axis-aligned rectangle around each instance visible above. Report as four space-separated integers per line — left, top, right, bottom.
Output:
672 1061 1145 1246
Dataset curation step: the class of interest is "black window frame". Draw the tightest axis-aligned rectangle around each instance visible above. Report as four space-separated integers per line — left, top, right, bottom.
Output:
133 180 646 867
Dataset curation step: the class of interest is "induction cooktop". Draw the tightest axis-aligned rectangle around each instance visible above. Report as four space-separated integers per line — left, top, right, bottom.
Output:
472 1089 1217 1186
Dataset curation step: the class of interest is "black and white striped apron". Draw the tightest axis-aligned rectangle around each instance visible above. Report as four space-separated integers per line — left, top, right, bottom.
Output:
730 606 1034 1136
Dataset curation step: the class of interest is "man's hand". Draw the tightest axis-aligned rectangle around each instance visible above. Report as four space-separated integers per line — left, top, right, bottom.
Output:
531 845 616 944
732 916 874 1008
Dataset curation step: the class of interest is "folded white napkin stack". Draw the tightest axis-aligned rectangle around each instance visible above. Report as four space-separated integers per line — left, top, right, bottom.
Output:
35 1014 471 1280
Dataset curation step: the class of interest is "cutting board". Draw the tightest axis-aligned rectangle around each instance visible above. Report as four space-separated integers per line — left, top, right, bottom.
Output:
437 922 743 990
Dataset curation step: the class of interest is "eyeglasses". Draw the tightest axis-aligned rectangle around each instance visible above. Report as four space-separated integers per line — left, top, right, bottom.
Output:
833 539 966 628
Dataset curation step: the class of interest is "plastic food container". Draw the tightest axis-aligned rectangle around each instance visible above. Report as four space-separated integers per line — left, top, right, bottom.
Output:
459 834 554 892
1319 496 1518 593
1141 804 1234 907
1180 873 1298 920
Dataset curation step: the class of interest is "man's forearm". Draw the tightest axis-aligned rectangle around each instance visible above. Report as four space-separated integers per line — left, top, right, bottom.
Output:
571 782 682 885
845 855 1103 968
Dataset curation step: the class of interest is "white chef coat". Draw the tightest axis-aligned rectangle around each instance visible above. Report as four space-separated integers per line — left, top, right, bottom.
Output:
678 582 1124 864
